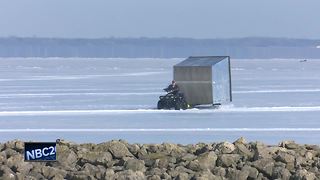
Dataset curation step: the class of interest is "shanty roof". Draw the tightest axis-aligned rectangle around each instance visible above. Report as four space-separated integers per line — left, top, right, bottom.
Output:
175 56 229 67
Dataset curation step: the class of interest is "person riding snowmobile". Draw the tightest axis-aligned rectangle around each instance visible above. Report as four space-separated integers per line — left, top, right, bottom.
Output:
157 80 189 110
164 80 179 95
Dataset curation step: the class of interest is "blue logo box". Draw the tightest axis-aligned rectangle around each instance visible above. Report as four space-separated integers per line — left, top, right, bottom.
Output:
24 142 56 161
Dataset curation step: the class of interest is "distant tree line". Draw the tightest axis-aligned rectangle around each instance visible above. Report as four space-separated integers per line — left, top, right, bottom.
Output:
0 37 320 58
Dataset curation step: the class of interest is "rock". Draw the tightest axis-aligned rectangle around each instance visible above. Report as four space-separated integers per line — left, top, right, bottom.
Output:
67 171 96 180
181 153 197 162
305 151 314 160
0 143 4 151
79 150 113 166
104 169 115 179
28 162 46 174
175 165 194 174
141 153 164 168
295 156 308 167
272 166 291 180
137 146 148 159
57 144 78 168
51 174 65 180
153 158 169 169
158 143 175 155
16 162 33 175
253 142 273 160
117 157 132 166
111 165 124 172
127 144 140 156
161 172 171 180
292 169 316 180
0 151 5 162
142 152 176 168
176 172 189 180
27 172 46 179
187 160 201 171
177 161 188 167
275 151 295 171
56 139 72 146
81 163 106 179
4 140 24 152
252 158 275 178
16 173 38 180
217 154 241 167
0 165 16 180
256 173 268 180
213 167 226 177
3 148 18 158
148 144 159 153
276 151 295 164
242 165 259 179
216 142 235 154
234 137 247 144
113 170 145 180
108 141 133 159
279 140 299 149
196 151 218 170
234 142 254 159
4 154 33 175
145 168 163 176
15 141 24 152
309 166 319 173
184 144 195 154
305 145 320 151
167 166 194 178
193 170 220 180
41 166 67 179
226 168 249 180
194 144 211 155
148 175 161 180
124 159 146 172
96 165 108 179
167 168 179 178
236 160 245 169
160 143 186 156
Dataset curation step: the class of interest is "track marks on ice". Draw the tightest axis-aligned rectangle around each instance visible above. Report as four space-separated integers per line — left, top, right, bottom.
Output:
1 128 320 132
234 89 320 94
1 106 320 116
0 72 166 81
1 88 319 98
0 92 160 98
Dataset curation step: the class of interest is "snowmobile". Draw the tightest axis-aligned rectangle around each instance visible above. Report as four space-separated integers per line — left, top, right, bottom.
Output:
157 89 189 110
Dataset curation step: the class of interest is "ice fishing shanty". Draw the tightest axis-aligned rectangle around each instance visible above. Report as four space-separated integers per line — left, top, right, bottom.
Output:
174 56 232 106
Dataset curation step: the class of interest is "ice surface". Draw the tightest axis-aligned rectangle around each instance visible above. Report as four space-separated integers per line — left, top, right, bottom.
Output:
0 58 320 144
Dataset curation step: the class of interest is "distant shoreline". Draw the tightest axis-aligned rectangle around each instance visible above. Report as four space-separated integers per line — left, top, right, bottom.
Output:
1 37 320 59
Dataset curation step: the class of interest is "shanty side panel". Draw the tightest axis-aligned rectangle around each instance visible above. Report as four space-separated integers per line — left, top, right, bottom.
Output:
212 58 232 104
174 66 213 105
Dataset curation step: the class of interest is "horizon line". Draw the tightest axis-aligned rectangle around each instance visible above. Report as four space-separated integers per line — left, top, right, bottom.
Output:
0 36 319 41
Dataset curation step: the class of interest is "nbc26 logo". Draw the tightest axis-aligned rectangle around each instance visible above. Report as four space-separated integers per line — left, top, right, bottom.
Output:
24 142 57 161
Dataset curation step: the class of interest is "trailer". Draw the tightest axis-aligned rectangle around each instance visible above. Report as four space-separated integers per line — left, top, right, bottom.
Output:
157 56 232 109
174 56 232 106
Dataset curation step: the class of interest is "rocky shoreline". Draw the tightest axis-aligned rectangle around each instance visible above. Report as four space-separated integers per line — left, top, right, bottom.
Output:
0 138 319 180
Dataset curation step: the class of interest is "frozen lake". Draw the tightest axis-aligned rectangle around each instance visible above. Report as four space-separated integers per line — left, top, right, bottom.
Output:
1 58 320 144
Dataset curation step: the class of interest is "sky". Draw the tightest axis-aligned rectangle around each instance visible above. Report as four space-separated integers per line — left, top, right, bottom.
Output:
0 0 319 39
